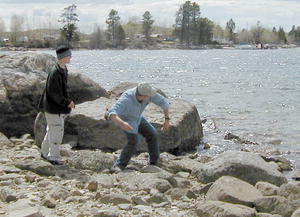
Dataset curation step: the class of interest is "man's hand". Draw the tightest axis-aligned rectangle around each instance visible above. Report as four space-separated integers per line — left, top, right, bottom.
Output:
161 119 170 131
121 121 134 131
68 101 75 109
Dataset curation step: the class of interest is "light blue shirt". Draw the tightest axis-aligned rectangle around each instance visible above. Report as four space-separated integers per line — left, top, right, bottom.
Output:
108 87 170 134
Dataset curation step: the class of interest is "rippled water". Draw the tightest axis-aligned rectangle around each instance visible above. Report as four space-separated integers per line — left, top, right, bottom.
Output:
3 48 300 172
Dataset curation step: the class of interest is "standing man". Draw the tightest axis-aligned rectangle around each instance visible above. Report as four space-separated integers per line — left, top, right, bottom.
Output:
108 83 170 172
38 45 75 165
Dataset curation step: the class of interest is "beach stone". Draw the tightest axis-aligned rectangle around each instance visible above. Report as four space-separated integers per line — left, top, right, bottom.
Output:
257 214 283 217
0 187 17 203
14 160 56 176
146 193 169 204
49 186 71 201
255 181 279 196
0 132 13 147
86 181 98 192
132 196 149 206
166 188 188 200
254 196 300 217
0 52 108 137
277 183 300 200
42 196 56 208
67 150 115 172
99 193 132 205
206 176 263 207
34 96 203 154
195 200 257 217
192 151 287 186
7 199 43 217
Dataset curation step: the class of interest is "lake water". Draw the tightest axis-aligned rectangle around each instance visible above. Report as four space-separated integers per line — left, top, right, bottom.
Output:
3 48 300 174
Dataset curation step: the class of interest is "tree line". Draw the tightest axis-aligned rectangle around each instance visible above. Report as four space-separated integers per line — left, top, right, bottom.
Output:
1 1 300 49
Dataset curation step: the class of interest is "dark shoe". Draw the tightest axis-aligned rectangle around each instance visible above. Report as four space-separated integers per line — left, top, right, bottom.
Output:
41 154 48 160
49 160 63 165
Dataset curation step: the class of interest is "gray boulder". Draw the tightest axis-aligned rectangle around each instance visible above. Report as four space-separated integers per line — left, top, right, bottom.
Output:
0 52 108 137
35 96 203 154
206 176 263 207
192 151 287 186
196 200 257 217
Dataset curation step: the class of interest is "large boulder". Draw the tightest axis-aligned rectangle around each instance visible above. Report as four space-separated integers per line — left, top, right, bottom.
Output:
0 52 108 137
35 96 203 154
192 151 287 186
206 176 263 207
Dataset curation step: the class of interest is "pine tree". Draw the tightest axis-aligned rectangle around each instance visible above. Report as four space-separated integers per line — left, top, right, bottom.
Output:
142 11 154 44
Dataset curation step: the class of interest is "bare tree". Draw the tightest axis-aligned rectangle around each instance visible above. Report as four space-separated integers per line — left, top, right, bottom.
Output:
10 15 24 44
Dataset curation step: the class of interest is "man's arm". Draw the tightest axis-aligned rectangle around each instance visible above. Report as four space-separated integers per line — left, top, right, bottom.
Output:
110 114 133 131
150 93 170 131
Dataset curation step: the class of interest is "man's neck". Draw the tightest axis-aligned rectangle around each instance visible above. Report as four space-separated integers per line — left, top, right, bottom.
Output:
58 61 66 69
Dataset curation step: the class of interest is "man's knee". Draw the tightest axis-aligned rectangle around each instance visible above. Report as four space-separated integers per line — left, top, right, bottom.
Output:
126 133 138 146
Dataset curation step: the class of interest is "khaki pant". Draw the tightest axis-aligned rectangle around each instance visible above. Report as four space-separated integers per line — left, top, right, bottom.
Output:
41 112 66 161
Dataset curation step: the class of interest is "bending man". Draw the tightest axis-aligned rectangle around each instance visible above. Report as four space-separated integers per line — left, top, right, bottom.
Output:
108 83 170 172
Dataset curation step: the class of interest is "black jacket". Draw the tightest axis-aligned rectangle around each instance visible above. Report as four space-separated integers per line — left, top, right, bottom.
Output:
38 64 72 114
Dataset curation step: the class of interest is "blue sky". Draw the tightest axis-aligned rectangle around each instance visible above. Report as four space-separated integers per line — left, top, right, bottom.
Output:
0 0 299 33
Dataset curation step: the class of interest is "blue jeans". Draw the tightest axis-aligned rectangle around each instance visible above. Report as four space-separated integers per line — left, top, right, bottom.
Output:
116 117 159 168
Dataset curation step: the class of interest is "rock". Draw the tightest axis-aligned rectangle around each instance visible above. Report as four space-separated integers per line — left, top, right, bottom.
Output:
224 132 259 145
49 186 71 201
0 132 13 146
42 196 56 208
192 151 287 186
86 181 98 192
90 209 120 217
146 193 170 204
166 188 188 200
67 150 115 172
292 171 300 181
167 176 190 188
195 200 257 217
206 176 263 207
7 199 43 217
0 52 108 137
277 183 300 200
99 193 132 205
257 214 283 217
255 182 279 196
132 196 149 206
292 208 300 217
0 187 17 203
14 160 56 176
164 157 204 174
261 155 292 171
254 196 300 217
35 97 203 154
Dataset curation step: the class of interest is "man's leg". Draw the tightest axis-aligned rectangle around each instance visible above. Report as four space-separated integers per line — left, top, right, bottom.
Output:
138 117 159 165
45 112 65 161
41 125 50 158
115 132 138 169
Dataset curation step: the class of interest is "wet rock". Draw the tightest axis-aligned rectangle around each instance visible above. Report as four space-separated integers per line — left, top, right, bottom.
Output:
35 97 203 154
196 200 257 217
0 52 108 138
14 160 56 176
192 151 287 186
254 196 300 217
206 176 263 207
255 182 279 196
292 171 300 181
224 132 259 145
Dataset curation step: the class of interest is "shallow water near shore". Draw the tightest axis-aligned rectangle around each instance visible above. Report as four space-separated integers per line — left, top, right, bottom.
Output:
2 48 300 177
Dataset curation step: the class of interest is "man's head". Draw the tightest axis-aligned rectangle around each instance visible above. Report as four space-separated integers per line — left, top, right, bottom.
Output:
136 83 156 101
56 45 72 64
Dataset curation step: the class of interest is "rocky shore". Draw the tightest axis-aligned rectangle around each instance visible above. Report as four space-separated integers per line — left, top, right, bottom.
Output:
1 52 300 217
